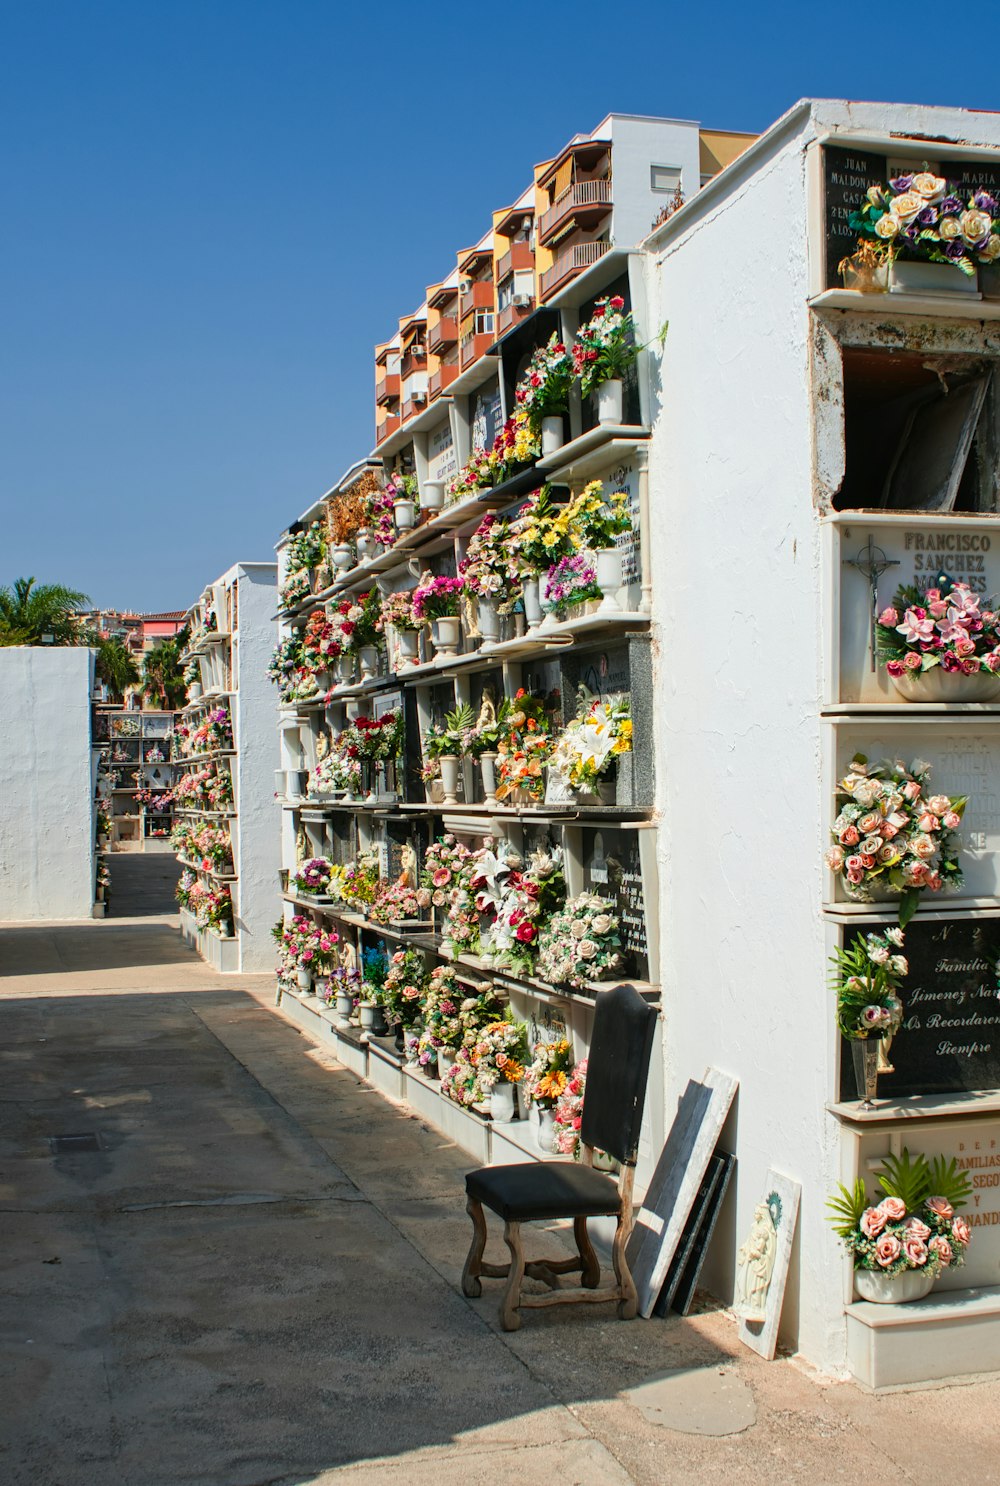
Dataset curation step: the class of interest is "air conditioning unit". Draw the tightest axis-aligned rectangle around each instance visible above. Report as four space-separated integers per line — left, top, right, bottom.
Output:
413 390 427 404
512 293 532 308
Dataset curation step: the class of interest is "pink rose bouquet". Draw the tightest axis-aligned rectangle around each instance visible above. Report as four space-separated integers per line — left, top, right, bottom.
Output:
828 1148 973 1279
876 580 1000 679
828 753 966 924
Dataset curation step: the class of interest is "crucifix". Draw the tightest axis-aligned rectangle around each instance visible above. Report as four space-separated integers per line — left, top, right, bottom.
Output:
843 537 899 672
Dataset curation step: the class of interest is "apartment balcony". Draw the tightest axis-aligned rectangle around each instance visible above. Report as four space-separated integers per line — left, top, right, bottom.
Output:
375 374 400 406
459 281 495 319
399 346 426 380
496 240 535 283
428 316 458 354
538 179 613 246
400 391 428 422
497 297 535 337
429 364 459 400
539 241 611 302
375 414 400 445
460 330 494 370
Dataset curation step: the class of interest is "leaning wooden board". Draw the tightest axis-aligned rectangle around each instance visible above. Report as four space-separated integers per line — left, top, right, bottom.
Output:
627 1067 739 1319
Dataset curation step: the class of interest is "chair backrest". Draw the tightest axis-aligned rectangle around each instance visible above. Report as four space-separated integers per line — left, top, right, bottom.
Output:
580 983 658 1166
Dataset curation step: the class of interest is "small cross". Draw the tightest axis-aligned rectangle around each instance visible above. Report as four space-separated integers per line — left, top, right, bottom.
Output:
844 538 900 672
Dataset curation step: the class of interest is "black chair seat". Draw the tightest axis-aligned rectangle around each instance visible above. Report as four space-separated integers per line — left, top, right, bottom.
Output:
466 1160 620 1223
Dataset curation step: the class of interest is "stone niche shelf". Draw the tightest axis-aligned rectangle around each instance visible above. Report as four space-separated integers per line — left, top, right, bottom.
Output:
829 1089 1000 1124
847 1285 1000 1389
179 905 239 972
822 713 1000 910
810 288 1000 322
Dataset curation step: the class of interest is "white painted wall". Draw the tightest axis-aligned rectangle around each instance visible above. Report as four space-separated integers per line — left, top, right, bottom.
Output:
644 109 843 1368
610 116 703 249
0 647 96 921
643 96 1000 1375
229 563 281 972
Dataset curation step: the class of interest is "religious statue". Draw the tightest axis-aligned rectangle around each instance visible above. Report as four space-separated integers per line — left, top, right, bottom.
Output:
476 692 497 730
735 1200 778 1325
295 826 308 864
316 731 330 761
396 842 417 888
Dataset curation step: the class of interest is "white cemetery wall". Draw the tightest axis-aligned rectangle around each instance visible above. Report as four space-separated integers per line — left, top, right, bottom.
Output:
0 646 95 921
230 563 281 972
644 110 845 1370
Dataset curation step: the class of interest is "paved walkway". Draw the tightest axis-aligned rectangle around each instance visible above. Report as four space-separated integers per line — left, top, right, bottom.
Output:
3 912 1000 1485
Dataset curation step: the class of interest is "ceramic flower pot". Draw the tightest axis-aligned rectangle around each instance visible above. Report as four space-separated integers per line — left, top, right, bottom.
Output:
356 531 377 561
219 922 233 939
490 1079 517 1124
521 575 543 631
358 645 380 681
541 415 564 456
888 667 1000 703
439 755 461 805
536 1106 557 1152
595 547 624 614
854 1268 936 1304
425 778 445 804
421 479 445 513
335 654 355 689
332 543 354 572
296 966 313 992
314 670 332 695
394 498 416 532
437 1048 456 1079
477 598 500 644
479 752 498 805
597 378 624 425
432 615 462 657
359 1000 379 1033
188 682 202 701
396 628 421 668
889 260 980 298
334 991 353 1027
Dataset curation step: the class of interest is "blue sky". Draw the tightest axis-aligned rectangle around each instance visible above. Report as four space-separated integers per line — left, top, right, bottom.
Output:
2 1 999 611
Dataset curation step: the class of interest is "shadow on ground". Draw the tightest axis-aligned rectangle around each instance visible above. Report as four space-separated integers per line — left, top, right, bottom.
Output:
0 986 727 1486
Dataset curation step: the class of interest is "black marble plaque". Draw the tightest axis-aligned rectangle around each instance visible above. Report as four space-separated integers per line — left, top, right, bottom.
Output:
824 145 888 288
583 825 649 980
657 1150 736 1318
950 161 1000 204
837 918 1000 1099
560 643 630 711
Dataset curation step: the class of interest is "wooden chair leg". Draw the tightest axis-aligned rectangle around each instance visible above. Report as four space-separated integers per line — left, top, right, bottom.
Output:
461 1197 488 1298
500 1220 525 1331
574 1216 601 1289
614 1170 639 1320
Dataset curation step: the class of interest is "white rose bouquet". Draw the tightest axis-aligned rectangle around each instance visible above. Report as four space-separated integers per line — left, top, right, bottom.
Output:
536 892 623 990
849 172 1000 277
826 754 965 925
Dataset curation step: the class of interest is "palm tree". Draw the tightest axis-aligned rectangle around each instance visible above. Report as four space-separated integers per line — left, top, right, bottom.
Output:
141 628 190 709
94 637 140 702
0 576 91 646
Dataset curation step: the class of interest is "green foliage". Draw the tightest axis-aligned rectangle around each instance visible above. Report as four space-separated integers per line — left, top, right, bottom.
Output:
141 627 190 709
826 1179 868 1238
0 576 90 646
927 1154 972 1210
94 638 139 701
877 1149 931 1212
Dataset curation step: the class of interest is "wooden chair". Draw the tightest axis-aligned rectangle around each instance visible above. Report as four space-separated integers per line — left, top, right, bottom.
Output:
461 983 657 1331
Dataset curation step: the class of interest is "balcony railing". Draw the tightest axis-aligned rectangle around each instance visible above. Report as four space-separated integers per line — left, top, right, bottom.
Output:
375 374 400 406
539 240 611 301
401 392 428 422
497 298 535 337
429 364 459 400
428 316 458 354
459 331 493 370
399 346 426 380
496 241 535 283
538 179 613 245
459 281 494 318
375 414 400 445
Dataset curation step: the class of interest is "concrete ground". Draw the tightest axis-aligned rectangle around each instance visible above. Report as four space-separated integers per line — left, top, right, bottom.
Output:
4 863 1000 1485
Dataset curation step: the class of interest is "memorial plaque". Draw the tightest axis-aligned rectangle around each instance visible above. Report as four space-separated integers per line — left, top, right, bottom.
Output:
823 145 888 288
653 1151 728 1316
670 1152 737 1318
583 826 649 980
838 917 1000 1099
560 642 630 708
